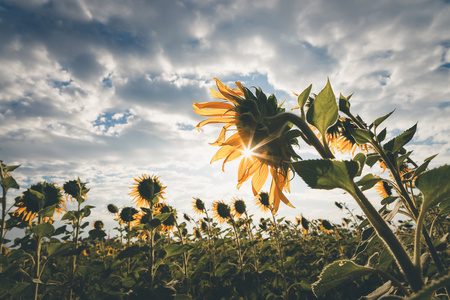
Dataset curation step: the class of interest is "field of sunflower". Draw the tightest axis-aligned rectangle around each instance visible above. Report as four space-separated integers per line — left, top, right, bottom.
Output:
1 78 449 299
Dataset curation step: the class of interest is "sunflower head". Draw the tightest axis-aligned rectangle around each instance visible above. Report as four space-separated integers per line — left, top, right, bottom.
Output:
375 180 393 199
13 182 65 225
119 207 139 225
63 178 89 204
231 197 246 219
200 219 208 232
129 174 166 208
212 200 232 224
255 192 271 213
93 220 104 230
193 227 202 239
192 198 206 215
159 204 176 232
107 204 120 215
194 79 299 213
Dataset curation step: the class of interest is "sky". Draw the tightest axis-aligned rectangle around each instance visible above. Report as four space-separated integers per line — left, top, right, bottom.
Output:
1 0 449 239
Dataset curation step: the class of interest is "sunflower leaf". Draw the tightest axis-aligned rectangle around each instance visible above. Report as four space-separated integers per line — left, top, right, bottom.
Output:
38 204 56 218
415 165 450 213
373 110 395 129
413 154 438 178
350 128 373 145
338 93 352 115
164 243 194 258
297 84 312 110
352 153 366 177
293 160 359 195
312 260 377 297
306 79 338 139
31 223 55 239
1 176 20 192
356 174 381 191
383 123 417 153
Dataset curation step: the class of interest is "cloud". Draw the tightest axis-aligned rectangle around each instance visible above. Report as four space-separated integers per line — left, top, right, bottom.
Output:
1 0 449 240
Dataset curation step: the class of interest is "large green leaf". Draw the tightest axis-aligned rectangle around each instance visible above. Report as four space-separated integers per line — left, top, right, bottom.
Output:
350 128 373 145
383 124 417 153
1 176 19 192
312 260 377 297
306 79 338 138
31 223 55 239
373 110 395 129
164 243 193 258
293 160 359 195
357 174 381 191
415 165 450 213
117 245 141 260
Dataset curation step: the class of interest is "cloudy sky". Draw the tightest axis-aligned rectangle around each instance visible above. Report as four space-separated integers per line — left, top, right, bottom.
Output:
1 0 449 237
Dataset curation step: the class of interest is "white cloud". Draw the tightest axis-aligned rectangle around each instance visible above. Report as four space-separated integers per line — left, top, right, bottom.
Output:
1 0 449 240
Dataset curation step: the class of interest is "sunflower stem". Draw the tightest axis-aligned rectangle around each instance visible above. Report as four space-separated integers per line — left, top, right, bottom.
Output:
271 210 288 298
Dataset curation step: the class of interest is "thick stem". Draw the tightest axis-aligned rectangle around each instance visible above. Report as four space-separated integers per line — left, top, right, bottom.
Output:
284 112 424 291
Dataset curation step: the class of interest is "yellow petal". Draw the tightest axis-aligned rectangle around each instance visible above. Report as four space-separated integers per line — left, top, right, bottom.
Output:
195 117 238 130
193 101 235 109
252 163 269 195
193 107 237 117
211 145 234 163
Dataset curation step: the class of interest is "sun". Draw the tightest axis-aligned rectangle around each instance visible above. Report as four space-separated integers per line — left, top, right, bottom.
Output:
241 147 254 158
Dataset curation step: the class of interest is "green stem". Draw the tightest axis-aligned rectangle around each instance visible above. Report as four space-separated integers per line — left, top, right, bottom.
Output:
271 211 288 298
284 112 424 292
414 212 426 274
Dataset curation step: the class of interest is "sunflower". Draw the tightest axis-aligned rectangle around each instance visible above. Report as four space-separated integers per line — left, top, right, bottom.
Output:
312 117 371 156
129 174 166 208
375 180 393 198
199 219 208 233
255 192 272 213
63 179 88 203
159 204 176 232
212 200 232 224
194 78 299 213
106 204 120 215
93 220 104 230
13 182 66 225
118 207 140 227
193 227 202 239
192 197 206 215
231 197 247 219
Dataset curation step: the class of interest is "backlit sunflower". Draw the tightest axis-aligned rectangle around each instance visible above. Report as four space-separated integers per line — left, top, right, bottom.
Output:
129 174 166 208
194 78 299 212
192 197 206 215
231 197 247 219
255 192 272 213
13 182 65 225
312 117 371 156
375 180 393 198
212 200 232 224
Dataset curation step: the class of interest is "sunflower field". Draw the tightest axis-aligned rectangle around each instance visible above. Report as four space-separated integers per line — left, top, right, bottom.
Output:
1 79 449 299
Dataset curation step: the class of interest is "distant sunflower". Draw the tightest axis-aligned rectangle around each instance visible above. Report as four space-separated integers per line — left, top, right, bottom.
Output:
129 174 166 208
193 227 202 239
106 204 120 215
194 79 299 213
13 182 65 225
192 198 206 215
159 204 176 232
212 200 232 224
93 220 104 230
63 179 88 203
118 207 140 227
231 197 247 219
375 180 393 198
199 219 208 233
255 192 272 213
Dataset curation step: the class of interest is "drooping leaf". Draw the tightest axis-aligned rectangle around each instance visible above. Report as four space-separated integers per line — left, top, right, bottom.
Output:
383 124 417 153
306 79 338 139
415 165 450 213
365 153 381 167
376 128 387 143
37 204 56 218
312 260 377 297
293 160 359 195
164 243 193 258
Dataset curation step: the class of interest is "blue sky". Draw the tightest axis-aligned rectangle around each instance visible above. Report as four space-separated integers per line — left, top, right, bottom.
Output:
1 0 449 237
